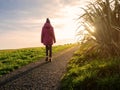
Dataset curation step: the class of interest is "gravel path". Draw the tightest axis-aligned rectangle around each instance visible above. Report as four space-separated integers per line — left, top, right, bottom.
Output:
0 46 78 90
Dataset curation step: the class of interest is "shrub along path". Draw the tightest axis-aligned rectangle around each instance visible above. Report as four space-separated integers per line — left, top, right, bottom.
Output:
0 45 79 90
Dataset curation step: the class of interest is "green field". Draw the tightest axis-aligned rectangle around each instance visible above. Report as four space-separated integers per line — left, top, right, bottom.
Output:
0 44 74 76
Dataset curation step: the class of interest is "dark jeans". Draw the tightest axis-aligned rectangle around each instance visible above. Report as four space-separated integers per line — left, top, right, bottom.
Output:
45 45 52 57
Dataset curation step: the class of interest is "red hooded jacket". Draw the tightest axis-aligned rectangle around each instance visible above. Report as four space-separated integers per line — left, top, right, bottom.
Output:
41 22 56 45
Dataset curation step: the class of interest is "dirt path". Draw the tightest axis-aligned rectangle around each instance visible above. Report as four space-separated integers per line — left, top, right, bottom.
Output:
0 46 79 90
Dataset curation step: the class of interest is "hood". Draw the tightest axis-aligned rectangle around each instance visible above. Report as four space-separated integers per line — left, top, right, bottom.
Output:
43 23 52 29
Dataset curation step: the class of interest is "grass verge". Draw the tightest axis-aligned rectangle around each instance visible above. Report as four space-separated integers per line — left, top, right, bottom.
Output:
61 42 120 90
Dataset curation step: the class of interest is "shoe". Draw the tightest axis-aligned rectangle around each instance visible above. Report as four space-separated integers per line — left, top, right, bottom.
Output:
45 57 48 61
49 57 52 62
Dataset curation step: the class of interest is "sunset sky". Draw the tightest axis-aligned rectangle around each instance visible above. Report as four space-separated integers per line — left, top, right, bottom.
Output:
0 0 90 49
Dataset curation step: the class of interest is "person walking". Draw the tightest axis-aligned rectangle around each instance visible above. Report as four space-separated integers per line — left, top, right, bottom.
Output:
41 18 56 62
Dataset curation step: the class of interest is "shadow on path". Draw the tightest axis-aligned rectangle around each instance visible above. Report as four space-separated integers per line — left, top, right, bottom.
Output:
0 61 49 86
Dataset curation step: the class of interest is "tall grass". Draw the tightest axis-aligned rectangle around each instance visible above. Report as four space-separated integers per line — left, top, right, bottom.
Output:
78 0 120 56
60 1 120 89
